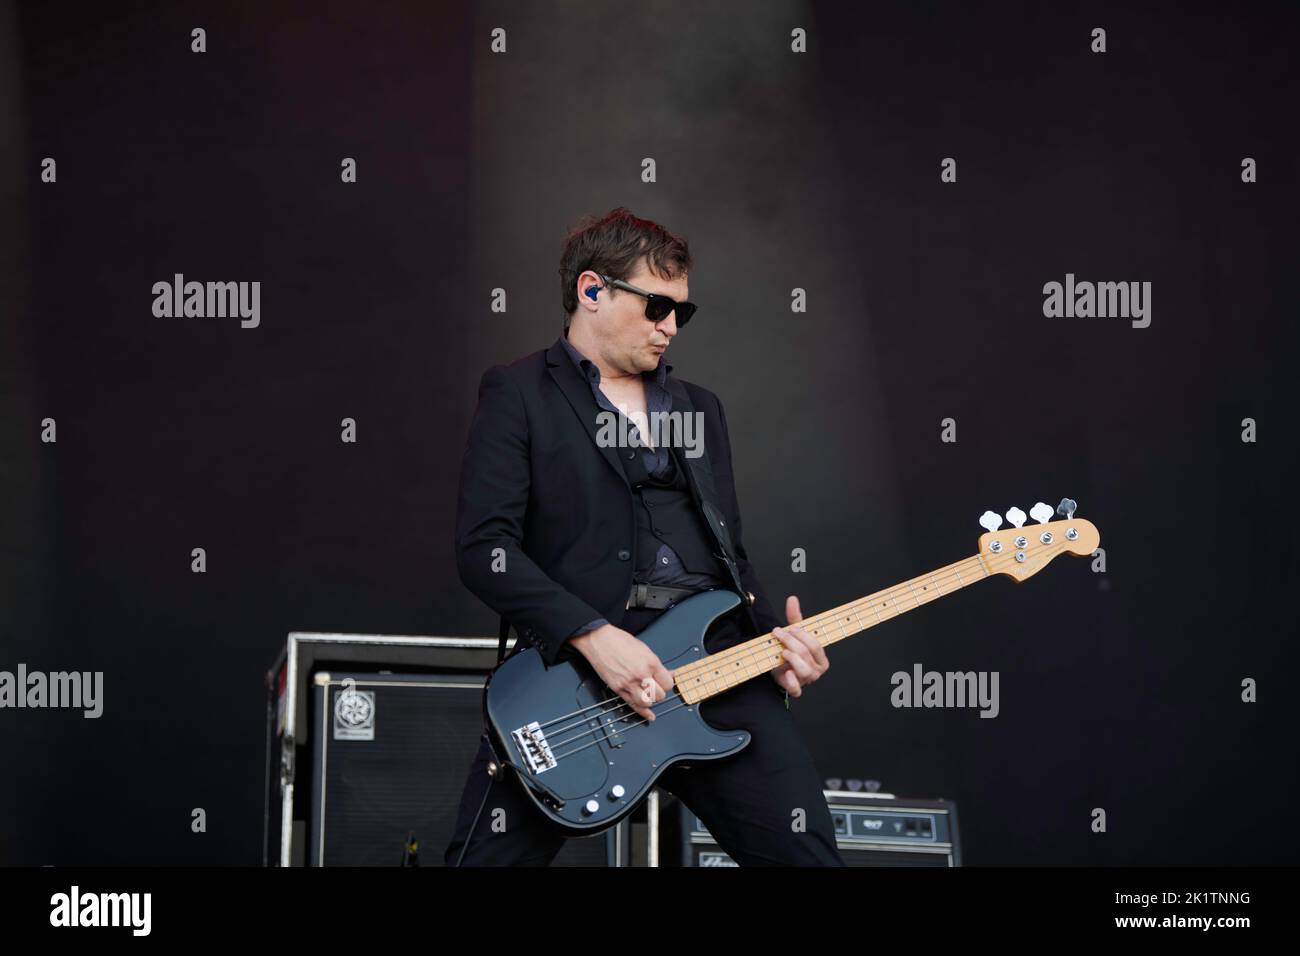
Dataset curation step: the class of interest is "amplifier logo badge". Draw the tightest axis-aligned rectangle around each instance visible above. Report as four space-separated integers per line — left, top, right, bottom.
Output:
333 688 375 741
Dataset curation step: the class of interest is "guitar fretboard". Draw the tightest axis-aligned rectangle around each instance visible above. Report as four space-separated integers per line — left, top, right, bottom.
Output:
672 553 990 704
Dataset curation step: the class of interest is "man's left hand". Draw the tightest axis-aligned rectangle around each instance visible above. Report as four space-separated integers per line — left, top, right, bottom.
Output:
770 595 829 698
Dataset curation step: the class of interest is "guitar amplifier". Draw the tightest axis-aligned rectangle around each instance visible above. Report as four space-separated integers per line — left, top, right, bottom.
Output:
263 633 630 866
662 791 960 866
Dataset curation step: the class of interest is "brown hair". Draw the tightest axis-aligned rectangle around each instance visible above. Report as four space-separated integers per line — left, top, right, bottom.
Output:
558 207 693 328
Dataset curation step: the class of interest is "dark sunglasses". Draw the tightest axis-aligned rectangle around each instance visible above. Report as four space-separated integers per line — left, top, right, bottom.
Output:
597 273 697 327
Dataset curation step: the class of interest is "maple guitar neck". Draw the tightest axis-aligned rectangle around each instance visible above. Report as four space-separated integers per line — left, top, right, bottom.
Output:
673 514 1101 705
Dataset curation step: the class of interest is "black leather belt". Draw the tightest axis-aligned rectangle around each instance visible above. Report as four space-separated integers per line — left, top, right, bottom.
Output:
625 584 757 610
626 583 698 610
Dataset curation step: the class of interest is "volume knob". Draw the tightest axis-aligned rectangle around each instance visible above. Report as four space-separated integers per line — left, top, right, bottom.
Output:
582 799 600 816
609 785 625 800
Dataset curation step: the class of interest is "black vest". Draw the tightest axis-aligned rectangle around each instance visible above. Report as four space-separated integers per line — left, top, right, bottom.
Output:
617 441 726 582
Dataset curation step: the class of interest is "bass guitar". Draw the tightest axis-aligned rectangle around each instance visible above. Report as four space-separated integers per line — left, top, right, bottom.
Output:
483 498 1099 834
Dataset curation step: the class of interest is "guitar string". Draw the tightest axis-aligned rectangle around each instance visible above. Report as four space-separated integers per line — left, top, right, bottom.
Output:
526 552 987 742
674 553 990 688
536 543 1048 755
538 552 1003 757
536 541 1066 762
544 541 1065 765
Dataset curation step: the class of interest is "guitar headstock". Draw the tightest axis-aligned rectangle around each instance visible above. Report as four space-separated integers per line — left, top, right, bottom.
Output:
976 498 1100 582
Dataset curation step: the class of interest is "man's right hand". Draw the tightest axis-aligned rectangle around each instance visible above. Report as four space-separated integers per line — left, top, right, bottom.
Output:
569 624 675 723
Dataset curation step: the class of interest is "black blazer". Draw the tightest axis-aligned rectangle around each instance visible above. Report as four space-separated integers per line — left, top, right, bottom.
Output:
455 337 782 666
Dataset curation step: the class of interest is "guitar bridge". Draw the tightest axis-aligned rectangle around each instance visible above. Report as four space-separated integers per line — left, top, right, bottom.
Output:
511 721 557 774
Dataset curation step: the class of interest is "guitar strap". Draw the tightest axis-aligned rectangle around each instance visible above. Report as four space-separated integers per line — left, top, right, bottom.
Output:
496 615 510 666
662 380 765 638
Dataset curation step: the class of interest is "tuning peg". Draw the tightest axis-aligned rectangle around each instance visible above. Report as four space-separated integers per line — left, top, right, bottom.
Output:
1056 498 1077 520
979 510 1002 533
1005 506 1026 529
1030 502 1054 524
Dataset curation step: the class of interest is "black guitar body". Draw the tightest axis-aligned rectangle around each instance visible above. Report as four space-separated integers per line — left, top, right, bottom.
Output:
483 589 752 835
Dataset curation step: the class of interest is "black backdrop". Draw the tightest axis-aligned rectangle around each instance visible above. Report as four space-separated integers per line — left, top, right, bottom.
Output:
1 0 1296 865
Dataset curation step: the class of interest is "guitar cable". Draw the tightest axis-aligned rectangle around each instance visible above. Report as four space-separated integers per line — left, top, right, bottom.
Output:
452 729 571 867
451 732 498 868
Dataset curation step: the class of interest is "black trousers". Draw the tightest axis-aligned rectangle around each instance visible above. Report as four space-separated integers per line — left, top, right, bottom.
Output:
443 605 845 866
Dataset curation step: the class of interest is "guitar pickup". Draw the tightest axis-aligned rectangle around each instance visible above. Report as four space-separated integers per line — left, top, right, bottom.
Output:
511 721 557 774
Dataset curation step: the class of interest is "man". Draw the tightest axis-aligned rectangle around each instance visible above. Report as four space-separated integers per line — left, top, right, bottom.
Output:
444 208 843 866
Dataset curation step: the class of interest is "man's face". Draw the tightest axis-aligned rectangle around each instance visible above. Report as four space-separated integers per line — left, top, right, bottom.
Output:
580 260 687 376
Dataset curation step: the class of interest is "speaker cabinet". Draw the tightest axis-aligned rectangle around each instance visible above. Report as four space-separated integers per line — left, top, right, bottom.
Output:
264 633 628 866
